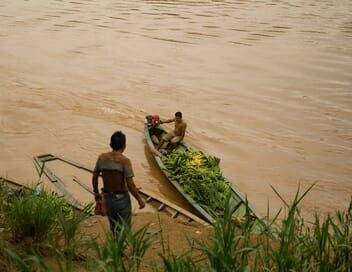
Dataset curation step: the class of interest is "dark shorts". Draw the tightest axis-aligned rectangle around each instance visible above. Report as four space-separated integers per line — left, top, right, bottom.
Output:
149 127 163 136
103 191 131 234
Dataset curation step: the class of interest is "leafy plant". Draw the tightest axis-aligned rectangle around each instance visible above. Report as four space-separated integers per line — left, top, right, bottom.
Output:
89 224 154 272
56 203 93 258
126 224 156 271
194 196 255 272
3 248 50 272
5 188 74 242
0 179 28 214
6 193 57 241
159 254 201 272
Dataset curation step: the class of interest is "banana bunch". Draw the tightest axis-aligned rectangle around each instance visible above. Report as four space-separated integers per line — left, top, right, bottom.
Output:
162 148 231 216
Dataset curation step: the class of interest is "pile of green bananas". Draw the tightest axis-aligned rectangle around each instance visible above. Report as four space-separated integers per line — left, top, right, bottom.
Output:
162 149 231 216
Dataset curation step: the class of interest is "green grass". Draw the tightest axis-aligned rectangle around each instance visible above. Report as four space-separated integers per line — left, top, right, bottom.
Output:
0 179 20 214
0 180 77 243
158 254 201 272
56 203 93 256
6 191 59 242
193 196 255 272
88 223 155 272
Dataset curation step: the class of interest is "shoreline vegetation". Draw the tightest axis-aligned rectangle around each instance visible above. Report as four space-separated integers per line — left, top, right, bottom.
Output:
0 178 351 271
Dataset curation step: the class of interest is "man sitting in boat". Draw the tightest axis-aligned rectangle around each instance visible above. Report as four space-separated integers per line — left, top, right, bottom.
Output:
92 131 145 236
146 114 163 144
157 111 187 150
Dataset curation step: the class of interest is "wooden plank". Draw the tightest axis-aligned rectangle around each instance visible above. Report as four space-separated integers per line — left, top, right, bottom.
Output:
139 189 208 226
158 203 166 211
56 155 94 173
72 176 93 194
36 154 57 162
172 211 179 218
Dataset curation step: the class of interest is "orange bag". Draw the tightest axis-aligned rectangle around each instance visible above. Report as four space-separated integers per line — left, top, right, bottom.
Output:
94 195 107 216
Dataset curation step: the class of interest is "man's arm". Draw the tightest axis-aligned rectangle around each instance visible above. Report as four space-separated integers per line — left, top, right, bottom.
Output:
124 158 145 209
126 177 145 209
160 118 175 124
92 159 101 200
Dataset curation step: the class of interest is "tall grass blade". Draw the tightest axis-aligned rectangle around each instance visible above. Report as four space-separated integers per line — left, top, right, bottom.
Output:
57 202 93 257
126 224 155 271
159 254 201 272
3 248 31 272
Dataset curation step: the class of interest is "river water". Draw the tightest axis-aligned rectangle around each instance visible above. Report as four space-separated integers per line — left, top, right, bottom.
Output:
0 0 351 219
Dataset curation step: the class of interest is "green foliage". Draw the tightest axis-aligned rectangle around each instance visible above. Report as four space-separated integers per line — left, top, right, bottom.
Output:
255 185 352 272
1 179 351 272
3 248 50 272
6 192 58 241
126 224 157 271
3 184 74 242
159 254 201 272
57 203 93 259
89 224 154 272
44 243 77 272
162 149 231 215
328 199 352 271
0 179 26 213
194 197 255 272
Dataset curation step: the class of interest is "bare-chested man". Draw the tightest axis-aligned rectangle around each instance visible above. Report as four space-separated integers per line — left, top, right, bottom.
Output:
92 131 145 235
157 111 187 150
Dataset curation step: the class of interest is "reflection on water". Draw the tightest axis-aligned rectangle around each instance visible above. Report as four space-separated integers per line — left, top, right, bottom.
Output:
0 0 351 219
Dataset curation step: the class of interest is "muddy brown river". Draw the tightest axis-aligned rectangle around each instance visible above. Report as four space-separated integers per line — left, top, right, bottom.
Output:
0 0 351 219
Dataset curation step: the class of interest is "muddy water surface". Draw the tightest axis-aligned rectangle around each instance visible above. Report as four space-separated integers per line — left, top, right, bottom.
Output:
0 0 351 218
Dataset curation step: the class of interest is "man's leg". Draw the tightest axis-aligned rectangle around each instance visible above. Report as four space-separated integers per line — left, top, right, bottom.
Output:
104 193 131 237
151 135 159 144
157 132 173 150
168 136 182 150
170 136 182 144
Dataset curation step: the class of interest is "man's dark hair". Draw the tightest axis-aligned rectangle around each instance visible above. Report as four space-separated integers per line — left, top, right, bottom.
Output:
175 112 182 118
110 131 126 150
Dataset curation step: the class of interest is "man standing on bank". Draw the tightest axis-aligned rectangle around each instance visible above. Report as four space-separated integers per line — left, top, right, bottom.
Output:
157 111 187 150
92 131 145 235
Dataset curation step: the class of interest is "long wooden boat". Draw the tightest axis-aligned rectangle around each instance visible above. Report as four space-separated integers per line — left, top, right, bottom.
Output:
0 177 31 191
0 176 91 214
31 154 208 226
144 121 266 229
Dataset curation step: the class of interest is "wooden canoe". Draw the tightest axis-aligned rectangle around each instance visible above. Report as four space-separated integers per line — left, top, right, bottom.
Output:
0 177 31 191
144 122 266 229
31 154 208 226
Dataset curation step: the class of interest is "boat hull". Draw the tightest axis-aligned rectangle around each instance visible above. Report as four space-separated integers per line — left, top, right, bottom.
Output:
144 122 261 225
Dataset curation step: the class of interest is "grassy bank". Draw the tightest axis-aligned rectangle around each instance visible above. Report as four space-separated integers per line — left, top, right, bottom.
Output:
0 179 351 271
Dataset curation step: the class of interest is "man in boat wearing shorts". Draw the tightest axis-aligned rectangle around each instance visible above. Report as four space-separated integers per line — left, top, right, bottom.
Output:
92 131 145 236
157 111 187 150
